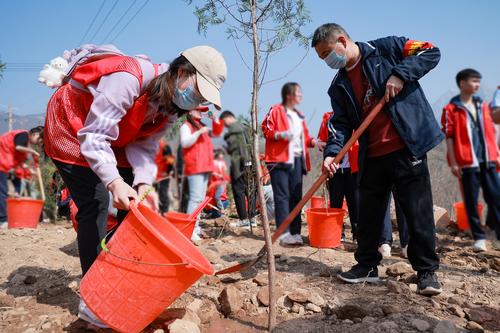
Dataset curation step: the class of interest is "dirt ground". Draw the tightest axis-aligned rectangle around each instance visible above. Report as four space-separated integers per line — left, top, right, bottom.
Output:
0 213 499 333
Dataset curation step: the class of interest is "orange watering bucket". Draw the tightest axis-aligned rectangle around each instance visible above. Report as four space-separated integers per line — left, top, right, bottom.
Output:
212 118 224 137
80 202 213 333
310 196 326 209
163 211 196 238
453 202 484 231
305 208 345 248
7 198 44 229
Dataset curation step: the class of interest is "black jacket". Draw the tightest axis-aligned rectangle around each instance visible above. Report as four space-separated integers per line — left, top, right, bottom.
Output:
324 36 444 174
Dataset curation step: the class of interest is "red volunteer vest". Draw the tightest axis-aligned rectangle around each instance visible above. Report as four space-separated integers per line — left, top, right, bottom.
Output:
0 130 28 173
44 55 168 167
182 121 214 176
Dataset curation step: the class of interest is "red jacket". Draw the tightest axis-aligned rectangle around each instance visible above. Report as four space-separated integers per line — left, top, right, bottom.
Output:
262 104 314 171
44 55 168 167
182 121 214 176
317 111 360 173
442 96 498 168
0 130 29 173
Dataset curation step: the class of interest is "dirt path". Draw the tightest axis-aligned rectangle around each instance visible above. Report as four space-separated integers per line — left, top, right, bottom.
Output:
0 217 499 333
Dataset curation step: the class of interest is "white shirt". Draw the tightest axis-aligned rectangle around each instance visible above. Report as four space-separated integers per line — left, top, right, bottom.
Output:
286 108 303 159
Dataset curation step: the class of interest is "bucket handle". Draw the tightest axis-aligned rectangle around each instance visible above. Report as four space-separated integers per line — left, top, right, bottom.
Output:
100 236 189 267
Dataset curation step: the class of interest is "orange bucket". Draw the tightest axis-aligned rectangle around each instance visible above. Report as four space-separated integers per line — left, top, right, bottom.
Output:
7 198 44 229
80 203 213 333
453 202 484 231
310 196 326 208
305 208 345 248
212 118 224 137
163 211 196 238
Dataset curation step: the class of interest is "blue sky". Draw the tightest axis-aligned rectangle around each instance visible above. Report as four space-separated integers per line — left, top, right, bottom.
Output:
1 0 499 133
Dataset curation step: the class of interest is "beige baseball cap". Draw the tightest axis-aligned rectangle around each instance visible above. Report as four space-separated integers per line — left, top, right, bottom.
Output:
181 45 227 110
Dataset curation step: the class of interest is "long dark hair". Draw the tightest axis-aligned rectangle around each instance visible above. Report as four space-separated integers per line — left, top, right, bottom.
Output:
146 55 196 116
281 82 300 105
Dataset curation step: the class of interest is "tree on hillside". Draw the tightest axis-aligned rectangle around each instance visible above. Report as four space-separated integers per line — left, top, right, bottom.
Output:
187 0 310 330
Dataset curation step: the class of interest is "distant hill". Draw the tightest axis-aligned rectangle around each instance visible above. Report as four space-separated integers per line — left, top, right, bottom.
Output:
0 111 45 133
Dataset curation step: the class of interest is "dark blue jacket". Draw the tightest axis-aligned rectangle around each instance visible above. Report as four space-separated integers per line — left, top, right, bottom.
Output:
324 36 444 173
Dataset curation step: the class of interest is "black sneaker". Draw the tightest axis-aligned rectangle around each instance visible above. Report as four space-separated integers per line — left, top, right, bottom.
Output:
338 265 379 283
417 271 442 296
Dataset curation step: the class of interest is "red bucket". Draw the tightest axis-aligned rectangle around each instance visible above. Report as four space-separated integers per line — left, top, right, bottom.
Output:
212 118 224 137
310 196 327 209
306 208 345 248
80 202 213 333
163 211 196 238
7 198 44 229
453 202 484 231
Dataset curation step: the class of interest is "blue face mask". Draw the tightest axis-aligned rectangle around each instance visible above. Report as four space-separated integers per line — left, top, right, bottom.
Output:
173 78 204 110
324 46 347 70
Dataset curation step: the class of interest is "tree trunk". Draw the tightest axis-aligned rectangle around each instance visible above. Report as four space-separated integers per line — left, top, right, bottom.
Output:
250 1 276 331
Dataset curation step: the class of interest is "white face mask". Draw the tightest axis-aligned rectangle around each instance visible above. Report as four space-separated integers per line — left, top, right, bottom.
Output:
324 43 347 69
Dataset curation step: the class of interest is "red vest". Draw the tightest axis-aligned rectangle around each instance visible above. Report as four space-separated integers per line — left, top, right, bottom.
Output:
182 121 214 176
0 130 28 173
44 55 168 167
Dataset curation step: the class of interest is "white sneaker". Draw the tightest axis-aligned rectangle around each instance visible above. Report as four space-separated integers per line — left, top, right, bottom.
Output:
78 299 108 328
191 233 202 242
378 243 392 258
401 245 408 259
280 233 302 246
0 222 7 230
473 239 487 252
292 234 304 245
230 219 251 229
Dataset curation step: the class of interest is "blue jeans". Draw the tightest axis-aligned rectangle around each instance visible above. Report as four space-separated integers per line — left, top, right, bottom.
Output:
0 171 8 223
214 184 225 211
187 173 209 214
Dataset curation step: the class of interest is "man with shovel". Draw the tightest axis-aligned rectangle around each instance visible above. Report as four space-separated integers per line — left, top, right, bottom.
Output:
312 23 443 295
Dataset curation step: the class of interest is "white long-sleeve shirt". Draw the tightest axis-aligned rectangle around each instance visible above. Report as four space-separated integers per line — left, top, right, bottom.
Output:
180 123 203 148
74 57 175 186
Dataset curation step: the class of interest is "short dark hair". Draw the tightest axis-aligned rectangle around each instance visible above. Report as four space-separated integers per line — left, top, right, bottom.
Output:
281 82 300 105
311 23 350 47
29 126 44 137
219 110 235 120
456 68 482 87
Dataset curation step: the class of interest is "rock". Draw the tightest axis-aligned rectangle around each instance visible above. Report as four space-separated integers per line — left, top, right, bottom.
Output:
298 305 305 316
23 275 36 285
430 299 441 309
67 280 78 290
10 273 27 284
279 254 290 262
218 286 243 316
277 295 293 309
433 320 458 333
319 266 333 277
342 319 354 324
362 316 376 323
287 288 309 303
412 318 431 332
465 321 484 333
257 286 283 306
198 301 219 324
380 321 398 331
153 329 165 333
305 303 322 313
386 280 411 294
448 304 465 318
335 304 368 320
381 304 398 316
447 296 464 307
464 307 494 324
385 262 413 277
22 329 36 333
252 274 268 286
434 206 450 230
291 303 301 314
204 275 221 286
308 291 326 307
157 308 201 327
203 249 220 264
168 319 201 333
490 258 500 272
41 322 51 330
186 299 204 315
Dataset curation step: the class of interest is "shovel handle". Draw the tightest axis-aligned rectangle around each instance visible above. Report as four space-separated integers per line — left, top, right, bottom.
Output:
36 166 46 201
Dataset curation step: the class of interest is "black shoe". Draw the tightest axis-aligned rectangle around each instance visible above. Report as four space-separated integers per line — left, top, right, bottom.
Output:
417 271 442 296
338 265 379 283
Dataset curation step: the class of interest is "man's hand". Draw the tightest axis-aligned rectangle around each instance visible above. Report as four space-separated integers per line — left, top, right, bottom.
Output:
137 184 159 212
107 179 138 210
385 75 404 102
450 164 462 178
323 156 340 177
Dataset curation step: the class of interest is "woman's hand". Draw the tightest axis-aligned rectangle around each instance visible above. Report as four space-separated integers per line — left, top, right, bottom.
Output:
107 179 138 210
323 156 340 177
198 126 210 135
137 184 159 212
